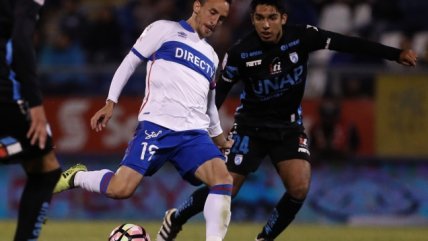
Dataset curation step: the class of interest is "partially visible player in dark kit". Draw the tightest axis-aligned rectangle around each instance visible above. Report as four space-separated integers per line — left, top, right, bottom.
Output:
160 0 418 240
0 0 62 240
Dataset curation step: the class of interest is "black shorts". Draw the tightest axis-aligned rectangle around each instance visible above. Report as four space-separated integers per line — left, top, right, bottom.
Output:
225 123 310 176
0 102 53 164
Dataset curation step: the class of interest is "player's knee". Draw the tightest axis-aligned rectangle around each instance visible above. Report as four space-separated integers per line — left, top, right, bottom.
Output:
288 182 310 199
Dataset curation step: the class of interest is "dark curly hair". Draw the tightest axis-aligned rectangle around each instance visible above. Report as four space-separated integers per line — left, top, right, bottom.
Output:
250 0 287 14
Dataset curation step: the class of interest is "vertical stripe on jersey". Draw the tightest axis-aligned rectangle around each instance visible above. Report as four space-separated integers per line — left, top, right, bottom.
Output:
6 40 22 101
139 60 155 114
152 41 216 82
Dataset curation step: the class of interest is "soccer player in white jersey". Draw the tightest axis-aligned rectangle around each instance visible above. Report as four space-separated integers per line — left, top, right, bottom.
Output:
53 1 233 241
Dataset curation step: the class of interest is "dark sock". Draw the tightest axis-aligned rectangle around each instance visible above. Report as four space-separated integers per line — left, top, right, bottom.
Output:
173 186 210 225
259 193 304 240
14 168 61 241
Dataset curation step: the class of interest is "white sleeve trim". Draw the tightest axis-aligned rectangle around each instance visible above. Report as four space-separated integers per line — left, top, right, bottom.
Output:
107 52 142 103
207 89 223 137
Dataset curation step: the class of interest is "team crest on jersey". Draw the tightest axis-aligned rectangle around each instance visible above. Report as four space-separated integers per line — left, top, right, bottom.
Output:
289 52 299 63
234 154 243 165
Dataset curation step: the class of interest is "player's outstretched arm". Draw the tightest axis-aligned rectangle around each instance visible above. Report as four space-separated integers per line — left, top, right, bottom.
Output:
90 100 115 132
398 49 418 67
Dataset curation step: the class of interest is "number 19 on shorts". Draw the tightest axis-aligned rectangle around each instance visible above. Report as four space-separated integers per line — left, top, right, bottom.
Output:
140 142 158 161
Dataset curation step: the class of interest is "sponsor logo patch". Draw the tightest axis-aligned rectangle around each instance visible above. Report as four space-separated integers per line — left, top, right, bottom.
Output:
246 59 262 67
145 130 162 139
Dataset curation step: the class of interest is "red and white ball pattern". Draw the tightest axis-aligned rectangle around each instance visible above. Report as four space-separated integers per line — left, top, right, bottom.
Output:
108 223 151 241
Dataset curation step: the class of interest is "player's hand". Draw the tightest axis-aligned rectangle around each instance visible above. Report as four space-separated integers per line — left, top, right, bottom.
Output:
220 138 234 155
398 49 418 67
90 100 115 132
27 105 48 149
212 134 234 155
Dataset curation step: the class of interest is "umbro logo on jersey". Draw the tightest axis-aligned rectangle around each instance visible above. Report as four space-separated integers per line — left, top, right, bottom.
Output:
177 31 187 38
246 59 261 67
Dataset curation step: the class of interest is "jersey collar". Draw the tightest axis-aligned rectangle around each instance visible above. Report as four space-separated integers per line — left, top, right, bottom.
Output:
179 20 195 33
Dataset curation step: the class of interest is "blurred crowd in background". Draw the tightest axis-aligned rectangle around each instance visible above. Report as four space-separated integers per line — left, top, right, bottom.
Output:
34 0 428 97
1 1 421 223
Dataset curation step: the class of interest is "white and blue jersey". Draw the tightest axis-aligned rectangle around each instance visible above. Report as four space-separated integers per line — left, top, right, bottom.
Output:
108 20 220 132
107 20 224 183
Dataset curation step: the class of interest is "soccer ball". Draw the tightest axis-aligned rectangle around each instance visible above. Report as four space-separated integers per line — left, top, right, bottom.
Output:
108 223 151 241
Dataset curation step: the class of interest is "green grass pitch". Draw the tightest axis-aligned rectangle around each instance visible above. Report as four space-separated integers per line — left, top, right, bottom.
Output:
1 220 428 241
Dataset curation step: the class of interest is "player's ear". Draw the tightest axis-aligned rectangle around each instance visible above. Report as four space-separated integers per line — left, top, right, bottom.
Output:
281 13 288 25
193 0 202 15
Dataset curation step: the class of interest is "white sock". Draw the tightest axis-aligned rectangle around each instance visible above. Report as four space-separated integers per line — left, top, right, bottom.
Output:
204 193 231 241
206 236 222 241
74 169 114 193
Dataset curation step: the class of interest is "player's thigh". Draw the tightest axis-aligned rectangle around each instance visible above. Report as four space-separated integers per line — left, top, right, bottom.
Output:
120 121 172 177
277 159 310 199
276 159 311 188
269 132 311 194
194 157 232 187
172 131 229 186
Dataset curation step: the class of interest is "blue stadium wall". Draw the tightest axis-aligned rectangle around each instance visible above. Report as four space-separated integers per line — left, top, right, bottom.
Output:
1 157 428 225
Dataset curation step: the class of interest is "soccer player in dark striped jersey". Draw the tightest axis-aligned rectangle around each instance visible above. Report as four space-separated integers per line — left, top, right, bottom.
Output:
162 0 418 240
0 0 62 240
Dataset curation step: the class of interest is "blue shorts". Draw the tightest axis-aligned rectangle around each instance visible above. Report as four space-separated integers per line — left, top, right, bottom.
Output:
121 121 224 185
